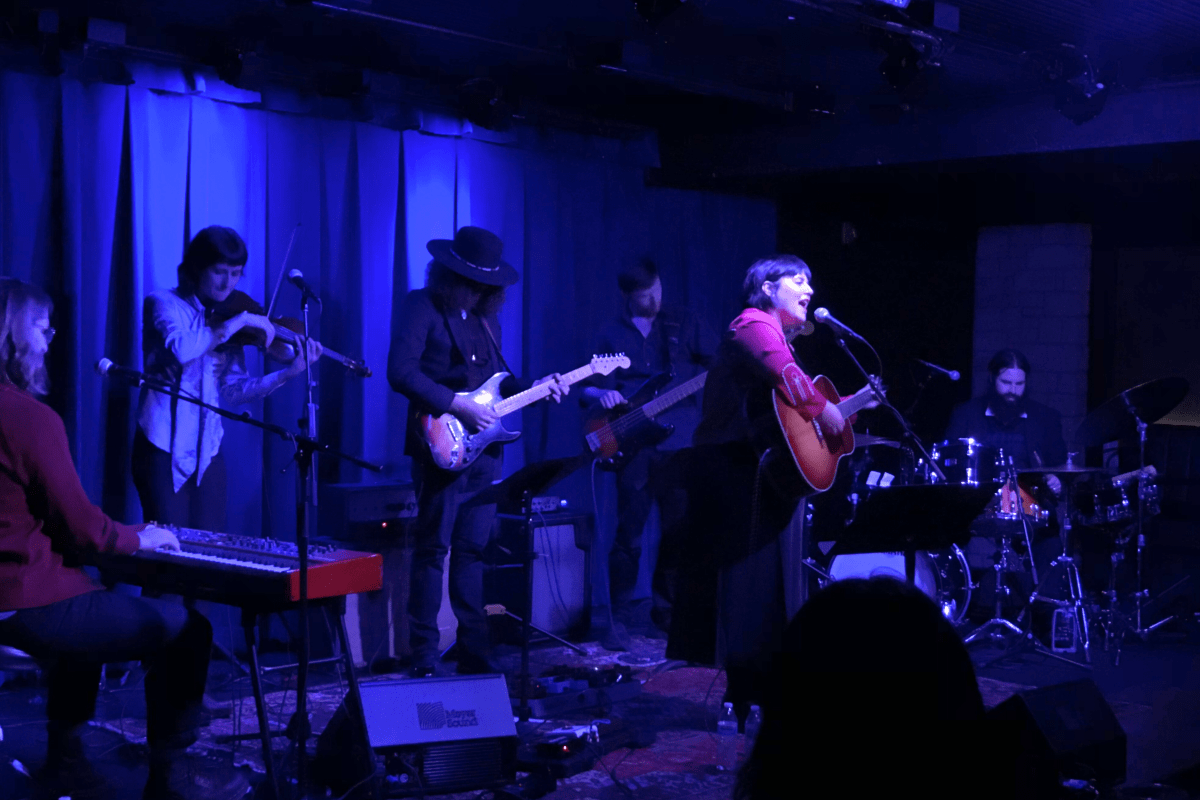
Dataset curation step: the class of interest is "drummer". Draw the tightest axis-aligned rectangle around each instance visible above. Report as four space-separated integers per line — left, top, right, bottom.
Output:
944 349 1067 497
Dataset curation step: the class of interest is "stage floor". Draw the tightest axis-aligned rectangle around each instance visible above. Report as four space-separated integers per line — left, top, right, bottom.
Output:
3 623 1200 799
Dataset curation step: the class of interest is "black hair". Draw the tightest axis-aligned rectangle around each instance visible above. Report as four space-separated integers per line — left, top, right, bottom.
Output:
987 348 1031 379
617 257 659 294
742 254 811 310
426 260 506 318
177 226 248 294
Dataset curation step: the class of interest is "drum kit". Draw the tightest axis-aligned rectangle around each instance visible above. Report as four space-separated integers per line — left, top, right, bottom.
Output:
805 376 1190 666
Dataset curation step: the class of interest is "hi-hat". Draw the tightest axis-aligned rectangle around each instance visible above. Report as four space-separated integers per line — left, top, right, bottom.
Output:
1075 377 1190 447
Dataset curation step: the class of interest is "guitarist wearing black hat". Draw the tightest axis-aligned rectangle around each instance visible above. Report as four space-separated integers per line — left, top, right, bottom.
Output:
581 258 717 650
387 226 569 678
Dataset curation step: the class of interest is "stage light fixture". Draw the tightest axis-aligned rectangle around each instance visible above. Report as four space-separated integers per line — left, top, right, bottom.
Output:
1034 45 1110 125
872 0 912 7
634 0 686 27
458 78 514 132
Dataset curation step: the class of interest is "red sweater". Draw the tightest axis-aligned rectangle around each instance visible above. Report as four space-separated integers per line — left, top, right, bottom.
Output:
729 308 828 421
0 383 141 610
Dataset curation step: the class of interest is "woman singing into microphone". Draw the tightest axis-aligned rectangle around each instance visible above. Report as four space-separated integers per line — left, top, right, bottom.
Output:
668 254 850 717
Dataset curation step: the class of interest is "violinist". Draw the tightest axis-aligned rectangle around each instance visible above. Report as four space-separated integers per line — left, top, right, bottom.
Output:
132 225 323 531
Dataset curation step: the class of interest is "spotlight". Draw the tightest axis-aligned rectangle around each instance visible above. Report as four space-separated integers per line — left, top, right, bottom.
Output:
634 0 686 27
879 38 924 92
214 48 243 87
1033 45 1111 125
458 78 514 132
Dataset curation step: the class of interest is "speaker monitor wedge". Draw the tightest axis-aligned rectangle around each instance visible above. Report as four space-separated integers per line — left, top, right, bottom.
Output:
316 674 518 796
986 678 1126 798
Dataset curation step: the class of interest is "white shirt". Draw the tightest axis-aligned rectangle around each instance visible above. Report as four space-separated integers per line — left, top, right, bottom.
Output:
137 288 290 492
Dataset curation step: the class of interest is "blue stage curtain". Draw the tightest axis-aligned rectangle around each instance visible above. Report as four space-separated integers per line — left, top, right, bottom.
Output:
0 65 772 614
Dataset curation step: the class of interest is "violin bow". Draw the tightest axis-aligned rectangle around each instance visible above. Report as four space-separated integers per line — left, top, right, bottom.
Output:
265 222 301 319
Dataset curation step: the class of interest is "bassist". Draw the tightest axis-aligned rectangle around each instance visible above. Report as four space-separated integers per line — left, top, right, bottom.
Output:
581 258 716 650
387 226 567 678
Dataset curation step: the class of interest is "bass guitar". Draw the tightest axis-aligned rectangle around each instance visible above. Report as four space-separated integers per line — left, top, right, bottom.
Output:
418 354 630 471
583 371 707 470
771 376 878 495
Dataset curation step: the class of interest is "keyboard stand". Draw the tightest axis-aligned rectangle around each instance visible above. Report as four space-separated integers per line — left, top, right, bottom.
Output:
227 597 375 800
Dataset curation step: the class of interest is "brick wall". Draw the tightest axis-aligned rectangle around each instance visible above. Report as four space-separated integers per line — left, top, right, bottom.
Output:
973 224 1092 449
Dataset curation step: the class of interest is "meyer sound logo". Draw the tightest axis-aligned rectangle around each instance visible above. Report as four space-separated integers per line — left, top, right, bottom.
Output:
416 702 479 730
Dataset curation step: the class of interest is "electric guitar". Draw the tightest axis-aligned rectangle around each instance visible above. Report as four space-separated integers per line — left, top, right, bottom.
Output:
417 354 630 472
771 376 878 495
583 371 708 470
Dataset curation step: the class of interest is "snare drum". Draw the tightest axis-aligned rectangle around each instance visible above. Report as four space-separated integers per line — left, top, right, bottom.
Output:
826 546 972 623
931 439 999 486
989 480 1051 524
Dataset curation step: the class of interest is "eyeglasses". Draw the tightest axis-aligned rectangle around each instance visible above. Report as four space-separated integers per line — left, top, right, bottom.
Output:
40 326 56 343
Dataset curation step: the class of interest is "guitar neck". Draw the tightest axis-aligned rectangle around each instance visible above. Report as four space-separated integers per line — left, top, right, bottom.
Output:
493 363 597 417
640 372 708 419
836 387 876 418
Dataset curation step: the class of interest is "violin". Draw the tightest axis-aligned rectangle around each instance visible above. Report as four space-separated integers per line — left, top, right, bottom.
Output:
209 289 372 378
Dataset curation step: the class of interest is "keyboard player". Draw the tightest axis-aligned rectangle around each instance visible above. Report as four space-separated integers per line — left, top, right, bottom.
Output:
0 278 245 800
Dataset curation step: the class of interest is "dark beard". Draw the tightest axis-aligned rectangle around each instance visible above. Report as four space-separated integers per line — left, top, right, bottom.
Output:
986 387 1026 426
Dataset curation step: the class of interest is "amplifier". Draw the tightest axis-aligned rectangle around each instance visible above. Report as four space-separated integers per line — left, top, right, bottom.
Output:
316 675 518 797
486 512 593 637
319 482 417 545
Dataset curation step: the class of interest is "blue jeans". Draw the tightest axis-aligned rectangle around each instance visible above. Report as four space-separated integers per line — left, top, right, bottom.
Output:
408 453 500 665
0 590 212 748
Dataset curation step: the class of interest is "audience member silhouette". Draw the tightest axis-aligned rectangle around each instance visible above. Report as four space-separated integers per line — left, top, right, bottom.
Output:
735 576 994 800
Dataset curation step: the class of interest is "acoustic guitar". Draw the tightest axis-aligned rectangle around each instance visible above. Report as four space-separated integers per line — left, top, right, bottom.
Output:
771 375 878 495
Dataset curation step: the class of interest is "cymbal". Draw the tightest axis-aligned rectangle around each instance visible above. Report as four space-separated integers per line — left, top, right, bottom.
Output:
1075 376 1190 447
855 434 901 448
1018 464 1110 476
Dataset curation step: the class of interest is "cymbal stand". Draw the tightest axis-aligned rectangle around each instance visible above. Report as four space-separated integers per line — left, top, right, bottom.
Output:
1100 418 1187 662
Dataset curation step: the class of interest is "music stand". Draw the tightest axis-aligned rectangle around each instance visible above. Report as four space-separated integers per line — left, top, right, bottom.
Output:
827 484 999 584
466 454 591 721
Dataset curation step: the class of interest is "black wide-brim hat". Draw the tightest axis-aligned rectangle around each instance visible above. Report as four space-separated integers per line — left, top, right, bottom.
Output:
427 226 519 287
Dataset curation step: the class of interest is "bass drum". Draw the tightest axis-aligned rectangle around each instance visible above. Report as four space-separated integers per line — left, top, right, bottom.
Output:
826 546 972 624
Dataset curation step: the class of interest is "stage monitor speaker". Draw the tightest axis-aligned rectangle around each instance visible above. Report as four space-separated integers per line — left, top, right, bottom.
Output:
986 678 1126 798
316 674 518 797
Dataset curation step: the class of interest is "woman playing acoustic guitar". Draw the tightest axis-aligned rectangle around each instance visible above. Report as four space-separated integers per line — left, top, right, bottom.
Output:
666 254 858 723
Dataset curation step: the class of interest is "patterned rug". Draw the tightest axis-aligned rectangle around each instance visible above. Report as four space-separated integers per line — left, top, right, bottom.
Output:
87 632 1042 800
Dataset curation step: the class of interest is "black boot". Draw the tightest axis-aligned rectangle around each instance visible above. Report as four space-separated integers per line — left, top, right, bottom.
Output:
143 748 250 800
33 722 109 800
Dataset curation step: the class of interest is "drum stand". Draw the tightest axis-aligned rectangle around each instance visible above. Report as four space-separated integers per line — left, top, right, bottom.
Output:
968 466 1089 669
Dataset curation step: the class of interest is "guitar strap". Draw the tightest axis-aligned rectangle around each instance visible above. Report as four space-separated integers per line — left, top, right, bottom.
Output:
480 316 512 375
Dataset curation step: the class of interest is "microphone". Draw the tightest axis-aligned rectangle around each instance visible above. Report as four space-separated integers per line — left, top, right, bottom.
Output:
812 307 864 340
287 269 321 303
914 357 961 382
95 358 150 384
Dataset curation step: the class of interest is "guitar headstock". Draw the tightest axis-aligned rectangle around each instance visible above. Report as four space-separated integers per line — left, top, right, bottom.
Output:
591 353 631 376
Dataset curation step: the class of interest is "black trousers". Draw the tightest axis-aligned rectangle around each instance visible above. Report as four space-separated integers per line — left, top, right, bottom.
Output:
0 591 212 749
131 429 227 531
610 448 690 626
408 453 500 665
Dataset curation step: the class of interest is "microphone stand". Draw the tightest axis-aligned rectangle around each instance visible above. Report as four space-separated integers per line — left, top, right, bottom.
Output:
122 368 381 800
824 332 946 486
